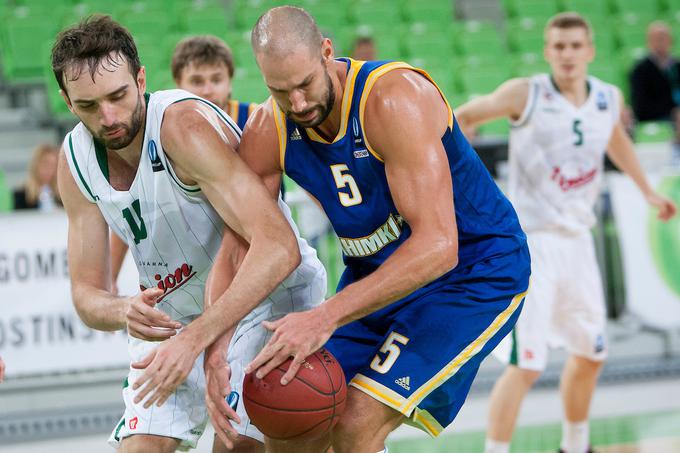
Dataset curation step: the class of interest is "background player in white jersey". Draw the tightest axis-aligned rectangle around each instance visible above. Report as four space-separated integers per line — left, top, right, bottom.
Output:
456 12 677 453
52 15 325 453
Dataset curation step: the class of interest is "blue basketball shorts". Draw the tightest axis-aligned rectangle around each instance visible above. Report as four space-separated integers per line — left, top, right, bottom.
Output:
325 246 530 437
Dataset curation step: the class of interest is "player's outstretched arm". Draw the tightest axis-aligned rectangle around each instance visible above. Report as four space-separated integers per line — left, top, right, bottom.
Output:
203 103 284 447
605 89 677 221
130 100 300 408
159 100 300 347
204 227 247 369
323 70 460 323
58 150 127 331
203 226 247 447
59 150 180 338
455 78 529 138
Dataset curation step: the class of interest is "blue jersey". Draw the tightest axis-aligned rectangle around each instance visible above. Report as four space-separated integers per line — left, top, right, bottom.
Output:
273 59 526 282
228 99 256 131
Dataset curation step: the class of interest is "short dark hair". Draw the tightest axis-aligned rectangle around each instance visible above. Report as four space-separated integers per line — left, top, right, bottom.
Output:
353 36 375 47
171 35 235 81
545 12 593 43
51 15 141 95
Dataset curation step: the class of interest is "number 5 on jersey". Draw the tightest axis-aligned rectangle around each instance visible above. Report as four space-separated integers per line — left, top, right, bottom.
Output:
572 119 584 146
330 164 362 207
370 331 410 374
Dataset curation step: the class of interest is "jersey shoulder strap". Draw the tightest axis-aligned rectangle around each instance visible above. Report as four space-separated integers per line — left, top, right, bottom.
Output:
587 75 621 123
350 58 454 161
63 123 98 203
510 74 545 128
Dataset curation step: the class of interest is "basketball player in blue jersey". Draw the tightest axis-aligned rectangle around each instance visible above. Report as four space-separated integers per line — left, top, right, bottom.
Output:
202 6 530 453
109 35 259 289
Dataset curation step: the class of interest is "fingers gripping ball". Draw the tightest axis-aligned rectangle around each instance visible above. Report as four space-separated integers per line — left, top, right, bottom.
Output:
243 348 347 440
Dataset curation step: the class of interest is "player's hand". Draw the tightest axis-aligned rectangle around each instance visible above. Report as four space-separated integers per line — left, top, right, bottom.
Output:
0 356 5 383
646 191 677 222
246 307 336 386
130 331 200 408
204 358 241 449
126 287 181 341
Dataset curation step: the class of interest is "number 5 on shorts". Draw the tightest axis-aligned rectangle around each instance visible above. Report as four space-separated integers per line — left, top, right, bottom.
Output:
370 331 410 374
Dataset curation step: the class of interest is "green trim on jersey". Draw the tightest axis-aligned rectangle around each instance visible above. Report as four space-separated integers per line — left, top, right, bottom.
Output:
509 327 518 365
162 95 242 194
166 167 202 193
113 417 125 441
93 93 150 183
171 96 241 139
94 139 109 181
68 134 96 201
550 74 591 96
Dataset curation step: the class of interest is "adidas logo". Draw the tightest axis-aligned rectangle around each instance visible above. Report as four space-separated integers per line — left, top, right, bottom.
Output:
290 128 302 141
395 376 410 391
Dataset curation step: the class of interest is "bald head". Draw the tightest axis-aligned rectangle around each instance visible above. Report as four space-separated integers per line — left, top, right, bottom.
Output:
251 6 323 59
647 21 673 60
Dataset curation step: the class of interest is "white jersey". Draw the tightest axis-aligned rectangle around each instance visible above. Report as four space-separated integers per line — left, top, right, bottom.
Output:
508 74 620 234
64 89 321 324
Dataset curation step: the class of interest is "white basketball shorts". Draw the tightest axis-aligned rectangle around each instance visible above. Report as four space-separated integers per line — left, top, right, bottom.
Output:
494 231 607 371
109 265 327 449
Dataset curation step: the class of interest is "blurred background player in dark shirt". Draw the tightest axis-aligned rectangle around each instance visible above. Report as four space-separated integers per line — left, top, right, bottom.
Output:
630 21 680 122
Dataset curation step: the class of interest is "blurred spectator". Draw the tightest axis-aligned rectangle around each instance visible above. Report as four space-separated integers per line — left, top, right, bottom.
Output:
630 21 680 121
0 356 5 382
13 143 61 211
351 36 377 60
672 108 680 166
171 35 256 130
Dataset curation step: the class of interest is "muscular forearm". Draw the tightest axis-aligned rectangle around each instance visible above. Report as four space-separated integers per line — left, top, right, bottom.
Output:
72 284 129 331
110 232 128 284
205 327 236 367
322 234 457 329
183 238 300 351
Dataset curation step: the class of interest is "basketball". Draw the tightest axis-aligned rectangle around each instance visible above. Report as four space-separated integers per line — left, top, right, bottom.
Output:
243 348 347 440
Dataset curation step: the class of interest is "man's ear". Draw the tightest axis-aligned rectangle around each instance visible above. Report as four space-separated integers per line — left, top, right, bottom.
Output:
137 66 147 93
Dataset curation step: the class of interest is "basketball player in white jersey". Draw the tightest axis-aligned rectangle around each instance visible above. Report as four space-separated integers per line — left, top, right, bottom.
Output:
108 35 258 289
53 15 325 453
107 34 252 298
456 12 676 453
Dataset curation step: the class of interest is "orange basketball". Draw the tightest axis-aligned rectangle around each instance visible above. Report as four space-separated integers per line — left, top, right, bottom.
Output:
243 348 347 440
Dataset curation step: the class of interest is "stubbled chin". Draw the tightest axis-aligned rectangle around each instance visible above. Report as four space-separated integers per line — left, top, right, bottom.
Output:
103 136 132 150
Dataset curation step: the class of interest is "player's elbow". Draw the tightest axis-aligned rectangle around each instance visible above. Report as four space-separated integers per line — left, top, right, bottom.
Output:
428 235 459 277
283 242 302 275
72 290 100 330
272 230 302 278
